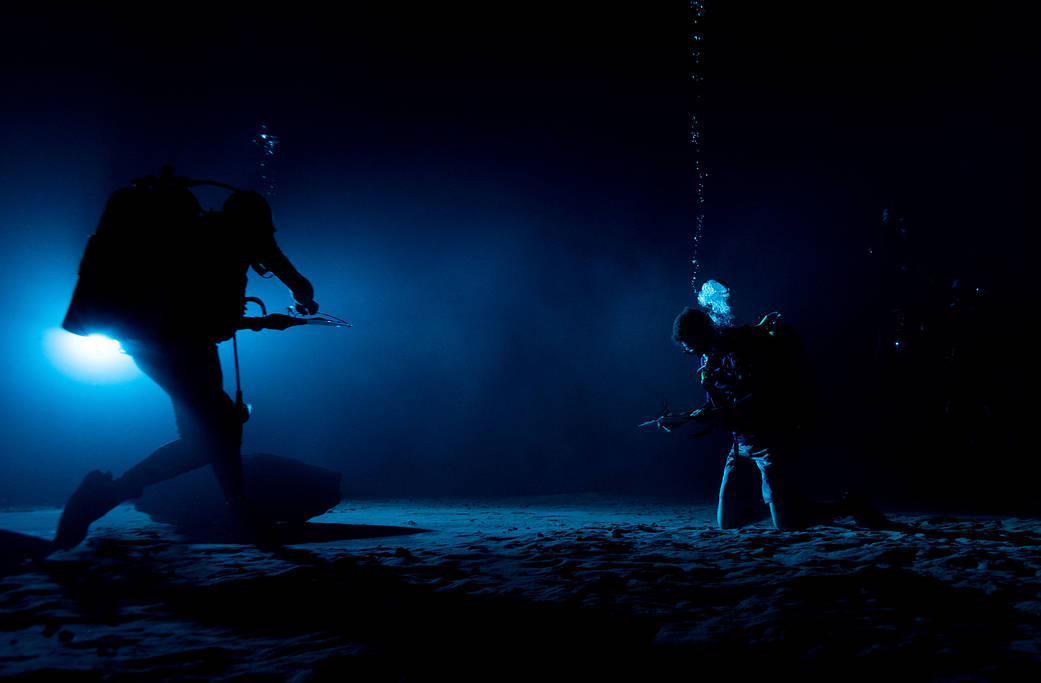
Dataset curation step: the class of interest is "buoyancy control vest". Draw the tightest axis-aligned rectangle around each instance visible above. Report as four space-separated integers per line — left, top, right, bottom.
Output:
62 178 204 342
62 169 268 344
700 311 821 441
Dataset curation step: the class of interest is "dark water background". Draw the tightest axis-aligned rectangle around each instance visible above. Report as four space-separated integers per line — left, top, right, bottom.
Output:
0 3 1034 511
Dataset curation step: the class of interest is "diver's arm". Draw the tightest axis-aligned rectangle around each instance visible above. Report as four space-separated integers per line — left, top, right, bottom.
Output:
238 314 307 331
254 234 318 314
644 402 719 434
679 403 721 436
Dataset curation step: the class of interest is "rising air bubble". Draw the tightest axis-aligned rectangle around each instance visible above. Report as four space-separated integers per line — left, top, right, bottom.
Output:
689 1 707 291
252 123 281 197
697 279 734 327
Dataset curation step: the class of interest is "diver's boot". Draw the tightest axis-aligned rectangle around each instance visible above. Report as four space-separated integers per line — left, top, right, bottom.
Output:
842 490 897 530
52 471 134 550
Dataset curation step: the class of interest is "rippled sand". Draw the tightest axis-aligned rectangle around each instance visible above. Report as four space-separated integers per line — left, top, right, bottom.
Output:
2 495 1040 681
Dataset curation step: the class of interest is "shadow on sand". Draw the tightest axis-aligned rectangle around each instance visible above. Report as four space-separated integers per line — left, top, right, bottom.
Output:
171 521 432 545
0 522 431 578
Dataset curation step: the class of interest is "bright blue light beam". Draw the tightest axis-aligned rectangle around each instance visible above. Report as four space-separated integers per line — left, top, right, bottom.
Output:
43 328 143 384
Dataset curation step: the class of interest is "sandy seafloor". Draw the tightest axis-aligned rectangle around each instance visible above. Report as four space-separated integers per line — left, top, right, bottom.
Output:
2 495 1040 682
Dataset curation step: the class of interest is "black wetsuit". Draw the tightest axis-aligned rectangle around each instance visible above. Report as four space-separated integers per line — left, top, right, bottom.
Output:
702 317 819 528
118 208 310 510
55 185 314 548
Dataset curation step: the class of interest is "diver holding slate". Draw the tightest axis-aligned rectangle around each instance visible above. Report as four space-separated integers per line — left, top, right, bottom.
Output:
53 166 322 550
646 306 896 531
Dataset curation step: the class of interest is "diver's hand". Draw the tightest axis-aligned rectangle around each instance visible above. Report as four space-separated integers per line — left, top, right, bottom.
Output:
294 299 319 316
292 282 318 316
656 405 717 432
687 406 711 421
655 413 692 431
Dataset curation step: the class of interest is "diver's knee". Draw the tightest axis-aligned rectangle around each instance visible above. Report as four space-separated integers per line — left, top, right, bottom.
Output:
768 501 807 531
718 516 743 530
717 504 750 530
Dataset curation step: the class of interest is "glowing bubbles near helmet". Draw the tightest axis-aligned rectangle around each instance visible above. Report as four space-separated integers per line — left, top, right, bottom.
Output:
697 279 734 327
43 328 142 384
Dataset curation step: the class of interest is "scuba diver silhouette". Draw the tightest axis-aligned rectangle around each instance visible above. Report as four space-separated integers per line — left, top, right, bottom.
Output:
53 166 319 550
647 307 894 531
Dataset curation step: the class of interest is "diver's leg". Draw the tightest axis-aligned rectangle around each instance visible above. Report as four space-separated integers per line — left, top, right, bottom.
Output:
763 475 804 531
752 443 893 530
766 501 802 532
116 440 212 495
755 446 854 530
201 404 248 520
841 490 897 529
53 439 216 549
54 341 246 550
53 470 138 550
130 342 250 524
752 445 811 531
56 431 242 549
717 443 767 529
163 351 251 528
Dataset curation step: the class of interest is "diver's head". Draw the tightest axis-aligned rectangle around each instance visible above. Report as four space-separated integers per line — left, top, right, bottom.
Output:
222 190 275 234
672 307 718 356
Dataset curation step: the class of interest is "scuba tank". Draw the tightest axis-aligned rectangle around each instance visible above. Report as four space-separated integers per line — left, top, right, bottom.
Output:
62 166 247 342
